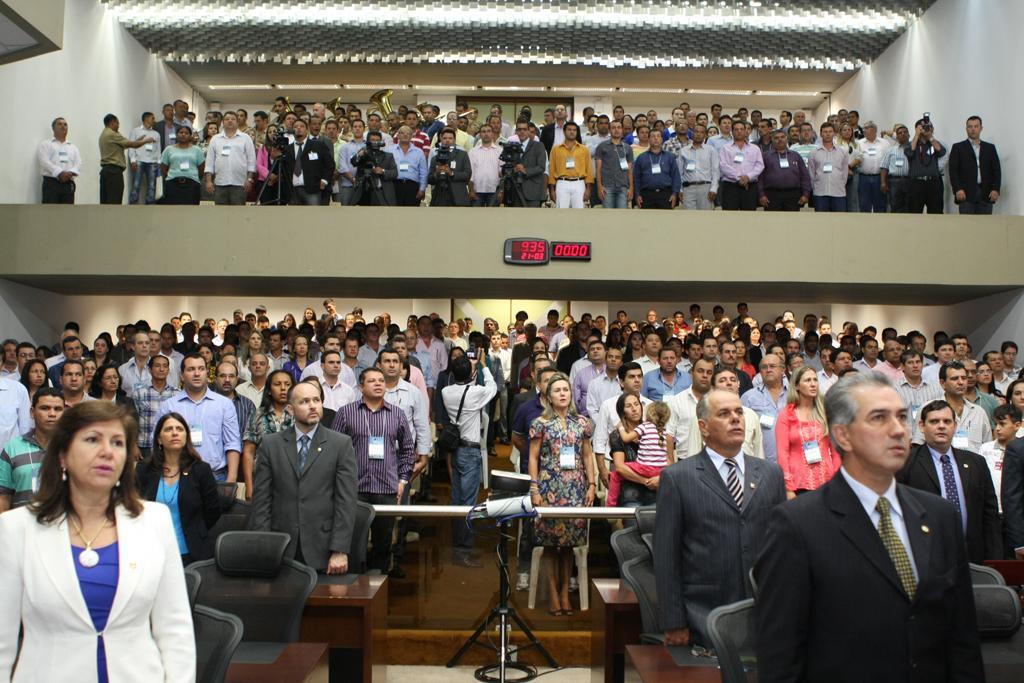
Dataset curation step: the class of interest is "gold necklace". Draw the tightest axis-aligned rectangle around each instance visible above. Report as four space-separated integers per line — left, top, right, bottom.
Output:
70 515 110 569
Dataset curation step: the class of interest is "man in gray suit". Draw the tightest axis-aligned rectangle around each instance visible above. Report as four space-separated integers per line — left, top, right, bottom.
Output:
655 388 786 647
252 381 359 574
510 118 548 207
428 128 473 206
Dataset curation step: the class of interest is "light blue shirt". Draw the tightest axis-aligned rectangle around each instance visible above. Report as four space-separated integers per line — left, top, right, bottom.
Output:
156 478 188 554
157 389 241 473
705 446 745 490
927 445 968 532
295 423 318 449
392 143 428 191
338 138 366 186
641 368 692 402
741 384 788 464
840 467 918 581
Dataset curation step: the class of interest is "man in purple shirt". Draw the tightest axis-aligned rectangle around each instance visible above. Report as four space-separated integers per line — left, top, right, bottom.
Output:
758 130 811 211
718 119 764 211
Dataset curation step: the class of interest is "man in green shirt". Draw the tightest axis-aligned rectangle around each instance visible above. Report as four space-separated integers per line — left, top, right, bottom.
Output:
99 113 148 204
0 388 64 511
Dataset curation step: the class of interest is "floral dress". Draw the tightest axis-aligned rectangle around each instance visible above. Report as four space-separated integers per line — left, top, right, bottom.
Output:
530 414 592 547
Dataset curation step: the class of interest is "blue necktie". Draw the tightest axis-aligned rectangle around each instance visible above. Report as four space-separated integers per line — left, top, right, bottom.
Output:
298 435 310 471
939 454 962 523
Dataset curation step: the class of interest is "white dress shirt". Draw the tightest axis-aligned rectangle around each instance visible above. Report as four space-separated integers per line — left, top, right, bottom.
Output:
839 467 918 580
320 377 358 411
204 131 256 186
854 136 891 175
441 368 498 444
385 379 432 456
128 126 162 164
665 388 701 459
300 359 356 387
37 138 82 179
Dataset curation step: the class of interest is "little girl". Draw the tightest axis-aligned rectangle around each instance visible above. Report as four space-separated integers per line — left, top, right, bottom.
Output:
609 401 675 506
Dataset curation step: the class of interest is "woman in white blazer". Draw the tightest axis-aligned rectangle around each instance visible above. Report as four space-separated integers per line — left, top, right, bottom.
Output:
0 401 195 683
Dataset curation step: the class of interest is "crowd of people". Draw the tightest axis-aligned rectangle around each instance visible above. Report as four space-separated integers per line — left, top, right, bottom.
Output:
0 298 1022 679
39 98 1002 212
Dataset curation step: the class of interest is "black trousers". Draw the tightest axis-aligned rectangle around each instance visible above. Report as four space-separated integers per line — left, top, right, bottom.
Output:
720 180 758 210
163 177 201 205
99 165 125 205
42 177 75 204
639 187 673 209
908 177 944 214
358 492 396 573
764 187 802 211
394 179 420 206
887 178 910 213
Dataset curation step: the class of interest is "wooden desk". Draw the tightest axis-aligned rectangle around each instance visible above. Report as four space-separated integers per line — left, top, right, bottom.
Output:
300 574 388 683
227 642 329 683
624 645 722 683
591 578 643 683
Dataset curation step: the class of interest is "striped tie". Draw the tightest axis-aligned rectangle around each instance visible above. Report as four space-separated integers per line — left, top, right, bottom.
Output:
724 459 743 508
875 497 916 601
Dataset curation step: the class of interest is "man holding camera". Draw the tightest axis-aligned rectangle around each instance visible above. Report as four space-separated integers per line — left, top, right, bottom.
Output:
506 119 547 208
278 118 335 205
468 123 502 207
428 128 473 207
905 115 946 214
350 130 398 206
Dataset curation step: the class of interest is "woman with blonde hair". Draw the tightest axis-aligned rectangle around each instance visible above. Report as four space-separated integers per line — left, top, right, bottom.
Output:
775 365 839 498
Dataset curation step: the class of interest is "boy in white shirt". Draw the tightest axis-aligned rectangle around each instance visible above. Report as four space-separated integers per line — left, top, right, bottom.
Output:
979 404 1022 512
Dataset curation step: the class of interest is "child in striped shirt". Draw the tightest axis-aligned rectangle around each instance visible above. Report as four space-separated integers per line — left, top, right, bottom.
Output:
608 401 675 506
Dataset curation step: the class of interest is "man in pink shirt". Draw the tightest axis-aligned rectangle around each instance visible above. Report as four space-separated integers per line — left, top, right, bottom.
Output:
718 119 764 210
874 338 907 383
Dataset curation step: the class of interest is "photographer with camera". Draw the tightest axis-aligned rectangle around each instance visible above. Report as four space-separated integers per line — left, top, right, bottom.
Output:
428 128 473 207
278 118 335 205
468 124 502 207
905 114 947 214
505 118 548 208
350 130 398 206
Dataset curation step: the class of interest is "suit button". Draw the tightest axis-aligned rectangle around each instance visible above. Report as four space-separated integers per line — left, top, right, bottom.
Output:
910 660 917 668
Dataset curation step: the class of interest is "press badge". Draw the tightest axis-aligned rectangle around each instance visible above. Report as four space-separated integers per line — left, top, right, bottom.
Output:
308 152 318 161
58 151 69 160
565 157 576 169
221 145 231 156
450 161 457 169
399 162 410 172
369 436 386 460
686 160 697 171
179 160 190 170
823 162 833 173
733 153 744 164
559 446 576 470
651 162 661 175
895 158 905 167
145 143 154 151
619 158 629 170
31 469 40 494
779 157 790 169
759 414 776 430
803 441 823 465
952 429 969 449
868 148 877 156
190 424 203 447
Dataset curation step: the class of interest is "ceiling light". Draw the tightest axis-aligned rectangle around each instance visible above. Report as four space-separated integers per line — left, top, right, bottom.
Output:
754 90 820 97
273 84 341 89
687 89 752 96
207 84 273 90
413 84 476 91
618 88 686 94
550 87 614 93
480 86 539 91
343 84 410 90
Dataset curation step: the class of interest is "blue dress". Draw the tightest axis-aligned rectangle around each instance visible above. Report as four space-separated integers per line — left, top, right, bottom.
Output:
73 542 119 683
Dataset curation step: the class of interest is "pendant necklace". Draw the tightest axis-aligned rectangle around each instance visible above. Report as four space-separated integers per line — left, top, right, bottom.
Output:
70 516 110 569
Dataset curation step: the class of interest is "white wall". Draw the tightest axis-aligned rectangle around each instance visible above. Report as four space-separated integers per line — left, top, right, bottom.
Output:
818 0 1020 214
0 0 204 204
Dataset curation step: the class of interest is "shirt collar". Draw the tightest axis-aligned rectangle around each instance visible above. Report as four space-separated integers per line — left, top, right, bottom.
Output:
840 466 903 521
927 444 954 461
706 446 745 476
296 423 318 444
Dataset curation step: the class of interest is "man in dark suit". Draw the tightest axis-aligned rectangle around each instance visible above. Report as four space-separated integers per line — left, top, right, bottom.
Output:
1001 437 1024 559
756 374 983 683
654 388 786 647
948 115 1001 215
251 381 358 573
539 104 568 153
508 118 548 207
427 128 472 206
896 399 1002 563
280 118 335 206
349 131 398 206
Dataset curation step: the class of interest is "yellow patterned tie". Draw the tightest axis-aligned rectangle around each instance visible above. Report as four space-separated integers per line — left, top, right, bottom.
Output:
875 497 916 601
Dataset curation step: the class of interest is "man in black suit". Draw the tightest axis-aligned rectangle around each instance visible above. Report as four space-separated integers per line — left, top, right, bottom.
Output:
349 130 398 206
948 115 1001 214
508 118 547 207
251 381 358 573
427 128 472 206
756 374 983 683
655 388 785 648
896 399 1002 563
539 104 568 153
1001 437 1024 559
280 118 335 205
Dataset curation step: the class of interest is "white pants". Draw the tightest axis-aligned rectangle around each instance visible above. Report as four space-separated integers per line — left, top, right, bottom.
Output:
555 179 586 208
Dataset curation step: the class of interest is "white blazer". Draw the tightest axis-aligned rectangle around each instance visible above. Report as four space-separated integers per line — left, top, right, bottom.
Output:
0 502 195 682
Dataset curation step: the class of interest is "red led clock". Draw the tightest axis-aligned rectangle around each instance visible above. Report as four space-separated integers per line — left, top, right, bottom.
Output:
503 238 592 265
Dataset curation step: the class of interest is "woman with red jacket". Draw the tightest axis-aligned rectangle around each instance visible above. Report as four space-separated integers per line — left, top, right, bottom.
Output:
775 365 840 498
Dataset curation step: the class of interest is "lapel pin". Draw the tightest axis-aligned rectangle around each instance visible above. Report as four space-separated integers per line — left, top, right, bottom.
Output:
318 447 322 452
963 463 969 469
749 482 757 489
130 562 137 569
921 525 930 534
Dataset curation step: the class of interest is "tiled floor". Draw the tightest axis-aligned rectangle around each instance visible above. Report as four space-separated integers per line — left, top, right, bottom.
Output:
387 665 591 682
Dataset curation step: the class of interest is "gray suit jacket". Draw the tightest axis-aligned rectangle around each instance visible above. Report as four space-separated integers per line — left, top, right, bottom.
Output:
428 148 473 206
654 448 786 645
251 425 358 571
518 138 548 202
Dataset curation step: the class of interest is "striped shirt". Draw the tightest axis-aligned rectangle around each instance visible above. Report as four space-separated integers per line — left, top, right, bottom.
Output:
132 384 178 448
331 400 415 495
230 394 257 446
0 431 45 507
895 378 943 444
633 421 670 467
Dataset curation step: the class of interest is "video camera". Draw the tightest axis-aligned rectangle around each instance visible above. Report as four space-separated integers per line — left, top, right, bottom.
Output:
269 128 291 151
434 144 454 166
498 140 524 172
356 137 388 170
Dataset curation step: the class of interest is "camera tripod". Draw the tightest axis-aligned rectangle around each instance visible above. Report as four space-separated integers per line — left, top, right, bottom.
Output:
497 169 528 208
447 518 557 682
355 168 391 206
256 153 284 205
431 173 457 207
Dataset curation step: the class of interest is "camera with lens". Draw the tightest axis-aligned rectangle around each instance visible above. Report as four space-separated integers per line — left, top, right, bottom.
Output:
357 138 387 170
499 140 523 170
270 128 290 151
921 112 933 133
434 145 453 166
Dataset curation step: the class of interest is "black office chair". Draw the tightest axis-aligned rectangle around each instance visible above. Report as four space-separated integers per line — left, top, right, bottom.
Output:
210 496 252 547
634 505 657 535
706 598 757 683
349 501 376 575
194 605 244 683
748 567 759 599
186 531 317 643
620 554 664 645
185 570 201 610
610 526 649 575
974 584 1024 683
970 563 1006 586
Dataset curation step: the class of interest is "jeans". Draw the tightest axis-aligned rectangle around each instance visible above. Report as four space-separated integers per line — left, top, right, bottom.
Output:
958 189 995 214
450 445 482 554
602 186 629 208
813 195 847 212
212 467 227 482
130 162 158 204
473 192 495 207
857 174 887 213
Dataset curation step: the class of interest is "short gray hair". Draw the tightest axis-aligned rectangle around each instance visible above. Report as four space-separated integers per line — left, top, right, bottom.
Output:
824 373 894 455
863 120 878 130
695 388 734 423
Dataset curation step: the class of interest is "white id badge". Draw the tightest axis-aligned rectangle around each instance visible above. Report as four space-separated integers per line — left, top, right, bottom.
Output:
31 469 40 494
369 436 386 460
733 153 744 164
895 158 905 168
910 404 921 422
308 152 319 161
651 162 661 175
803 441 823 464
450 161 457 169
759 414 776 430
179 160 190 170
190 423 204 447
399 162 410 171
559 445 576 470
952 430 969 449
133 382 147 393
619 158 629 170
823 162 833 173
58 151 69 160
565 157 576 169
686 160 696 171
221 145 231 156
779 157 790 169
868 148 877 156
145 143 155 151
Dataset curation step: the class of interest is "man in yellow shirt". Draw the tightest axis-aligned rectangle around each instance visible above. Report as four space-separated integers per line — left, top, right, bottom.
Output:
547 122 593 208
